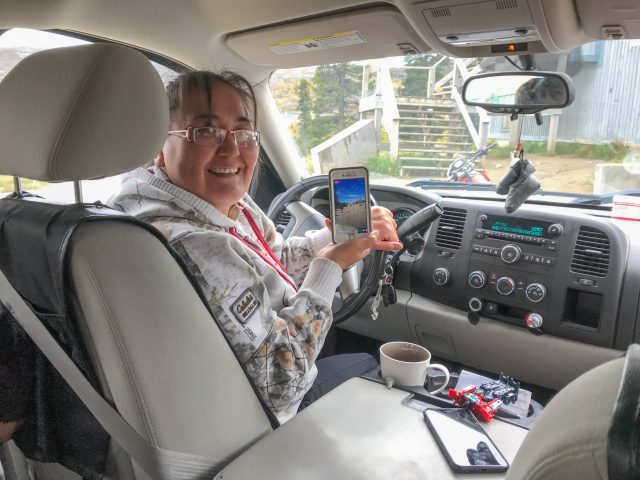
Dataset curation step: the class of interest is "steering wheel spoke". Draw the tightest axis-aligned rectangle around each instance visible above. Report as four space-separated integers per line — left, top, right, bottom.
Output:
338 262 363 301
282 201 326 238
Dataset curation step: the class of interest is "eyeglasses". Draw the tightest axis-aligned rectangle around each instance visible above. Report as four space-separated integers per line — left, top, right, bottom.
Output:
168 126 261 148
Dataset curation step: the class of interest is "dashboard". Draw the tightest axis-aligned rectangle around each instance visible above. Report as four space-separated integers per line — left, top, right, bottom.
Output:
298 183 640 388
416 198 630 349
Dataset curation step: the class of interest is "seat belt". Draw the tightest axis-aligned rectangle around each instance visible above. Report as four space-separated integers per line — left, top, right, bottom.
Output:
0 268 163 480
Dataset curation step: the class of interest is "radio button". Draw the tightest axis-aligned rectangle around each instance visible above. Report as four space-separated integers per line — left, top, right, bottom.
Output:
525 283 547 302
496 276 516 295
469 271 487 289
501 244 522 264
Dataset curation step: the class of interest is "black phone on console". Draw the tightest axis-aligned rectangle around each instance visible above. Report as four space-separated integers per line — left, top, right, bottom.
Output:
424 408 509 473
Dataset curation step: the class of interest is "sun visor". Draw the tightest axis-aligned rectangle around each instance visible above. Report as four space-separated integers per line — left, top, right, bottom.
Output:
226 6 430 68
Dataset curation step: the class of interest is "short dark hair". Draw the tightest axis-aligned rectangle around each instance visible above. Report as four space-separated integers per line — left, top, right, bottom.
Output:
165 70 257 127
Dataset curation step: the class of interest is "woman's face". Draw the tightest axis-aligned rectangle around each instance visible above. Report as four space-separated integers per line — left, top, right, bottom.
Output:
156 82 259 216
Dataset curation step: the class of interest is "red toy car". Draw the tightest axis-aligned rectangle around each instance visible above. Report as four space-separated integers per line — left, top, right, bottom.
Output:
448 374 520 422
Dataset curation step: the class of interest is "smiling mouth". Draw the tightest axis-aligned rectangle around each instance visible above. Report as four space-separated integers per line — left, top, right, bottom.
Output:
207 167 240 175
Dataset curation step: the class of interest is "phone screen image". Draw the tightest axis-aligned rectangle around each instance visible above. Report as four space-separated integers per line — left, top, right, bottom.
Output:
331 176 369 240
424 408 509 473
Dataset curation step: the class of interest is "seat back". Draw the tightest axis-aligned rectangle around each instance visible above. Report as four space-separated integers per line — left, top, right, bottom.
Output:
0 44 271 479
507 344 639 480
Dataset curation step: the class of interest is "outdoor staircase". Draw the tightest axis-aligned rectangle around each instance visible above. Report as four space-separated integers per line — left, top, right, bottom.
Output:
396 96 474 178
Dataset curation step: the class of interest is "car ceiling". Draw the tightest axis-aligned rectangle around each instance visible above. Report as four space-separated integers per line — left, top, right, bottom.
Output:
2 0 640 82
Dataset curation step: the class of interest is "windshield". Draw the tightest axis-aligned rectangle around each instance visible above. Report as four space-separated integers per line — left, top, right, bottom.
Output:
269 41 640 204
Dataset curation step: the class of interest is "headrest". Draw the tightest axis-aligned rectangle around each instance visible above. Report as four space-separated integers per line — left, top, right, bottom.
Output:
0 43 169 181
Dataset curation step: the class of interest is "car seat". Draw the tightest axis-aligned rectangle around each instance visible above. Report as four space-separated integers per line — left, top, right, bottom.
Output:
506 344 639 480
0 43 272 480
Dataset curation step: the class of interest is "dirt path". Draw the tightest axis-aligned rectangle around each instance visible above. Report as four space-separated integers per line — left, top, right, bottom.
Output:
482 154 597 195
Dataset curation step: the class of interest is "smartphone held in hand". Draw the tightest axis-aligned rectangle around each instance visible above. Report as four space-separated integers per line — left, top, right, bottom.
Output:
328 167 372 243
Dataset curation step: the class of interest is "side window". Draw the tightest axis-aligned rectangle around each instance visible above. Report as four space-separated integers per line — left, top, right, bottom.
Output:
0 28 181 202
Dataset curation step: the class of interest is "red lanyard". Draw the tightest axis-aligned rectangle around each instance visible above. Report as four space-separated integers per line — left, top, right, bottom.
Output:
229 206 298 292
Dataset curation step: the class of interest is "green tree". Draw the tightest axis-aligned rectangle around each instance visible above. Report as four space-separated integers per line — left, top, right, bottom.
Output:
289 62 362 157
293 79 314 154
400 53 453 97
311 63 361 138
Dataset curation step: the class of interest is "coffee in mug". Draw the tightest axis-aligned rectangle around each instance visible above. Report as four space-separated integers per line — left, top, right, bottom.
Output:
379 342 450 394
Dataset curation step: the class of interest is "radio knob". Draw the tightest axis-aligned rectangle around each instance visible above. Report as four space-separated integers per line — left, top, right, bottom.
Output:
468 271 487 289
433 267 451 286
469 297 484 312
526 313 544 329
525 283 547 303
496 276 516 295
548 223 563 237
500 244 522 264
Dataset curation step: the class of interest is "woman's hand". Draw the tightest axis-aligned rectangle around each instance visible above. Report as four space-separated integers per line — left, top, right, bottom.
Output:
320 206 403 270
316 230 383 270
370 206 402 248
324 206 403 253
0 419 24 443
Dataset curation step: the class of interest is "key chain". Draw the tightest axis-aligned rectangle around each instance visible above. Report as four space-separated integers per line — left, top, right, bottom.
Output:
371 264 394 320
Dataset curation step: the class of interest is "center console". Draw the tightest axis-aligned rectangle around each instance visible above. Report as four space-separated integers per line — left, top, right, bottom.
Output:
414 199 628 348
214 377 527 479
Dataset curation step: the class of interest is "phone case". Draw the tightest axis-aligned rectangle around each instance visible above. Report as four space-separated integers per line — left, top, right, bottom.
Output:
328 167 371 243
424 408 509 473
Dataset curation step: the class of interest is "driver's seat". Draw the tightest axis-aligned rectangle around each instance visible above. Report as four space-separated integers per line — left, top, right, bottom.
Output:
0 44 272 479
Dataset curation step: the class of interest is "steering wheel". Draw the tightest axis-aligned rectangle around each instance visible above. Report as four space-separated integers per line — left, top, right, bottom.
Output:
266 175 386 324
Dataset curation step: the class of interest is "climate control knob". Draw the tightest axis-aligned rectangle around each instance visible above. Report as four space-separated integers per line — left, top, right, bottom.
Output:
526 313 544 329
525 283 547 303
500 244 522 264
433 267 451 286
496 276 516 295
468 270 487 289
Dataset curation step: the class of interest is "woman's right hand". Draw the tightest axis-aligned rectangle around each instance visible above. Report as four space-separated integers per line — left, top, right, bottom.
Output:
0 419 24 443
316 230 382 270
318 216 403 270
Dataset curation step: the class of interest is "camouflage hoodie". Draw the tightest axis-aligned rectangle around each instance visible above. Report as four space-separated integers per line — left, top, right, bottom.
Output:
109 167 341 423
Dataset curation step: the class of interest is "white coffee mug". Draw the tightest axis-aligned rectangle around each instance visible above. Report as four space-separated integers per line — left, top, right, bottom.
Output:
379 342 450 395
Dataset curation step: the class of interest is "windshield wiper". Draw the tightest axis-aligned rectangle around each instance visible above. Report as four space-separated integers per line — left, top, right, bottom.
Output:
570 189 640 206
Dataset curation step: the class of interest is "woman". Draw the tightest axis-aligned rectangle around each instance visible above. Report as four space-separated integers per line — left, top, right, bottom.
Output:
109 71 402 423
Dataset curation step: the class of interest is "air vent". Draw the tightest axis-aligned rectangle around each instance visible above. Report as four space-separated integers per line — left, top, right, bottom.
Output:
430 7 452 18
570 226 611 278
435 208 467 250
275 210 292 228
495 0 518 10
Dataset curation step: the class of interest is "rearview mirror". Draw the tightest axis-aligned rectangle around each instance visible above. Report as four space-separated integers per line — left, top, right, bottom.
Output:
462 72 574 114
